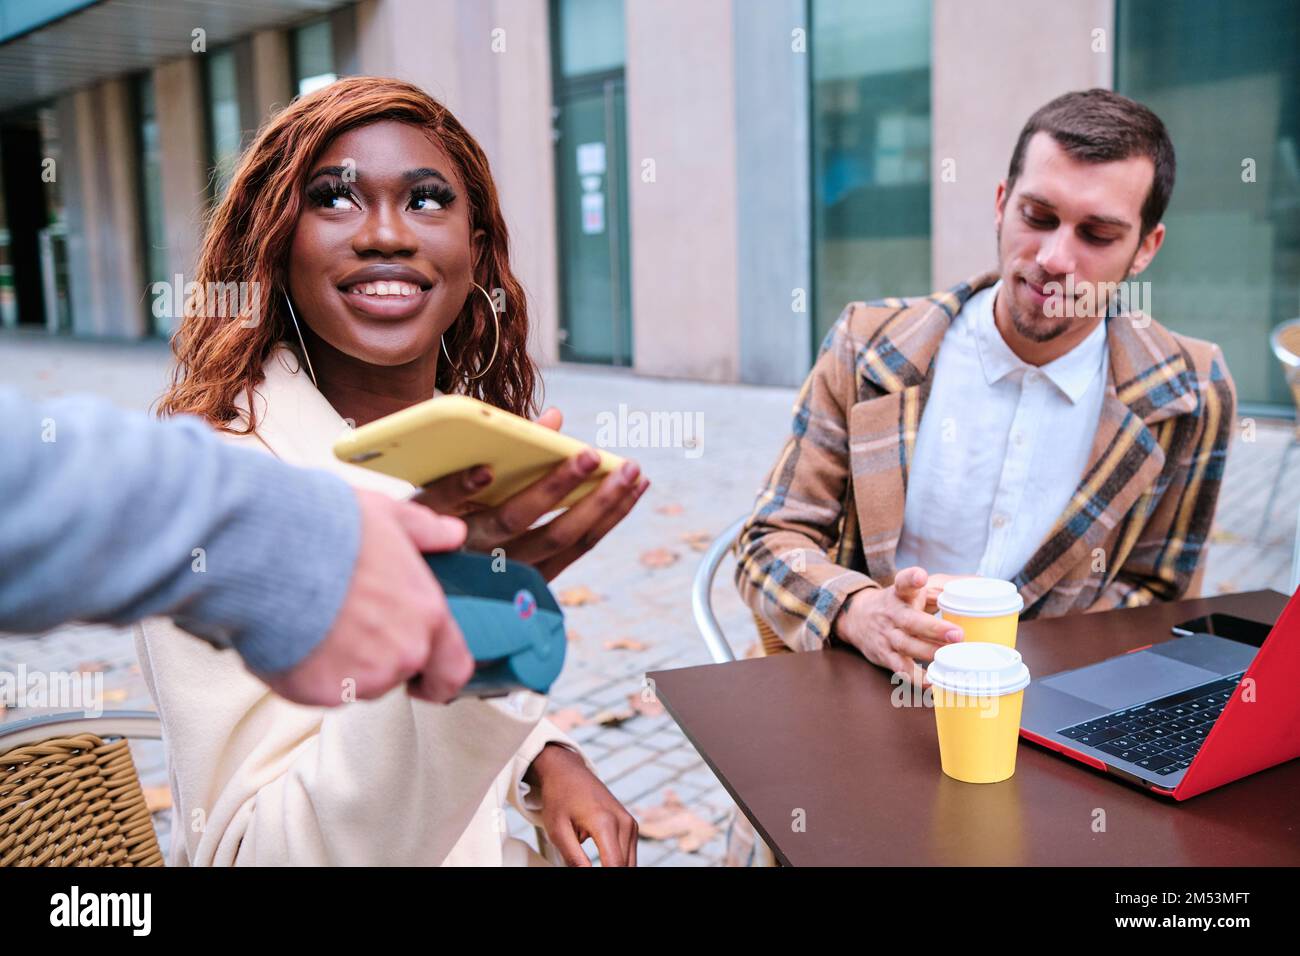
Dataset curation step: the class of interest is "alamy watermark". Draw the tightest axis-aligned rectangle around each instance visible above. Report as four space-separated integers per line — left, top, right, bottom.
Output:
595 403 704 459
1 664 104 717
151 274 263 328
891 671 1009 718
1042 274 1152 326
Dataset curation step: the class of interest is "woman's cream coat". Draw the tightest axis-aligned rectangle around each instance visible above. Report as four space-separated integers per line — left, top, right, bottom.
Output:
135 348 588 865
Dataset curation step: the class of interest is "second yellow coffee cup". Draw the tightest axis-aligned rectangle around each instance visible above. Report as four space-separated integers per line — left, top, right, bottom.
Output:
928 642 1031 784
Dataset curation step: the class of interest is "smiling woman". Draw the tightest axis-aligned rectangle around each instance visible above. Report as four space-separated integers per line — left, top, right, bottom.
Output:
289 124 479 389
142 76 646 867
159 77 536 429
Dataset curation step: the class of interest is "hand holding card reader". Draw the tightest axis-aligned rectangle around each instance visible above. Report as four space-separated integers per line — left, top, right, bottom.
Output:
424 550 567 698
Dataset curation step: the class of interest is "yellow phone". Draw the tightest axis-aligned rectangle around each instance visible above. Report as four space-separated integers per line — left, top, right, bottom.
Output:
332 395 626 509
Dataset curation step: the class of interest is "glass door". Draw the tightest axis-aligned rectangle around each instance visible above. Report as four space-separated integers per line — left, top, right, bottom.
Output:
554 71 631 365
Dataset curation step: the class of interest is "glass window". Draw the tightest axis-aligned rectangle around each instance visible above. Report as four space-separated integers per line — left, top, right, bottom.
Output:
810 0 932 346
294 18 336 96
555 0 625 79
1116 0 1299 407
206 47 243 198
135 74 169 335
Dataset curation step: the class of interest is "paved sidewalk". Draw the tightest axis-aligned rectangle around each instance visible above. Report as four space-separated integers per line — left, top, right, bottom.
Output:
2 331 1296 866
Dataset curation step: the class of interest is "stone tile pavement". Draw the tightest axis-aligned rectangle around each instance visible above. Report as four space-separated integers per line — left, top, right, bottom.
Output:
2 330 1297 866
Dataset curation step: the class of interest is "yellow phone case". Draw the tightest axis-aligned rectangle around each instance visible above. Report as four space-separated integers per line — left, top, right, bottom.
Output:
332 395 626 509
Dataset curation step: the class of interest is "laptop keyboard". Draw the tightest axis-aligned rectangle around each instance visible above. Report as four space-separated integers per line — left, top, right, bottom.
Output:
1056 673 1244 776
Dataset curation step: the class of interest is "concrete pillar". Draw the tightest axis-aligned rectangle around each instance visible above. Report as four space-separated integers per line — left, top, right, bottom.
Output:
251 28 292 126
931 0 1114 289
735 0 811 386
625 0 740 381
153 56 207 292
60 78 146 337
483 0 559 366
100 78 145 336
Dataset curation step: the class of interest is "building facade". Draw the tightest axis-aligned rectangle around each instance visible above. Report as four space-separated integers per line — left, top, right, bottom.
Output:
0 0 1295 407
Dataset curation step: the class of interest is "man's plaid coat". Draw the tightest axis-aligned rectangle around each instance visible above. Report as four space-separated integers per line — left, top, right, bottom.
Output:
734 271 1237 652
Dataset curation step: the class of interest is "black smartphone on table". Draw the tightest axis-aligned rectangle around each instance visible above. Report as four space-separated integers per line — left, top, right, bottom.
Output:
1171 613 1273 648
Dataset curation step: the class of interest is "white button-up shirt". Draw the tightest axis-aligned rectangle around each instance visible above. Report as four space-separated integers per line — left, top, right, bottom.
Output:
894 280 1109 580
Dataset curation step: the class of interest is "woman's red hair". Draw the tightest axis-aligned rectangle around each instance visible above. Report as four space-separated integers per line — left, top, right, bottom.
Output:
158 75 538 430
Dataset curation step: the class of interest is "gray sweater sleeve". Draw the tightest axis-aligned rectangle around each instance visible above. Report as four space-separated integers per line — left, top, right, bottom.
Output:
0 387 360 674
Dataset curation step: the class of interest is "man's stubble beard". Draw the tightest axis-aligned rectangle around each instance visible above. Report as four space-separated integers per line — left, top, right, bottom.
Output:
995 220 1139 344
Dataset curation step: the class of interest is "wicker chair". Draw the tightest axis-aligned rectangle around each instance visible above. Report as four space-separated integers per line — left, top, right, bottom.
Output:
0 711 164 867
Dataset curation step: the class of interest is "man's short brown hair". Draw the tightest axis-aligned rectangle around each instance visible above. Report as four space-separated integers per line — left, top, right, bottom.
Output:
1006 88 1176 238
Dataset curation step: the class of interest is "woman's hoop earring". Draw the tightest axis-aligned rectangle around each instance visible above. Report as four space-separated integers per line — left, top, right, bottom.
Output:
283 293 319 389
440 282 500 383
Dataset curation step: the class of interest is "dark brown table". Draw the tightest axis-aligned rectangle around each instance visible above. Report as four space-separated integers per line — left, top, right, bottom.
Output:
650 590 1300 865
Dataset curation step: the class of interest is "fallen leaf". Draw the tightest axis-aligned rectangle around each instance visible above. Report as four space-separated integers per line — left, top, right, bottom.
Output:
566 629 582 644
76 660 110 673
592 706 635 727
603 637 648 652
143 786 172 813
102 688 129 703
548 708 588 732
655 503 684 517
635 790 718 852
639 548 679 569
635 790 691 838
627 692 664 718
1208 528 1243 545
677 819 718 853
1216 581 1237 594
557 586 601 607
681 531 713 552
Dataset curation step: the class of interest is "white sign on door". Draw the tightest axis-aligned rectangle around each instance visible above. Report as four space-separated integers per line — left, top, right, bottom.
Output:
576 141 607 176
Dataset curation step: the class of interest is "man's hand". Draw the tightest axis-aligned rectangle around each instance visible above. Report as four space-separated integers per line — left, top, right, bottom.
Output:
832 566 964 687
526 743 638 867
921 572 977 613
263 489 473 706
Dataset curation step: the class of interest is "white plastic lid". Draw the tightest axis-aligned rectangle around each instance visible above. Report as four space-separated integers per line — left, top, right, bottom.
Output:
936 577 1024 617
926 642 1031 696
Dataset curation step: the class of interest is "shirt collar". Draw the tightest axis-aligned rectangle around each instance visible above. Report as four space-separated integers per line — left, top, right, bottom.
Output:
972 279 1108 404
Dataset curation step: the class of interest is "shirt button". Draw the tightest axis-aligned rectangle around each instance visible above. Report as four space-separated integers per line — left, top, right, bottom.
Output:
1013 431 1025 445
992 513 1009 528
1025 370 1041 384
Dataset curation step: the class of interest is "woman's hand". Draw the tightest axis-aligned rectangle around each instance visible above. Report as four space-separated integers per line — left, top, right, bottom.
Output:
414 408 649 581
525 743 638 867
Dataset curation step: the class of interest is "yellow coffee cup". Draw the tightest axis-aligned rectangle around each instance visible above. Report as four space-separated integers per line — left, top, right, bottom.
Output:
937 577 1024 648
927 642 1031 784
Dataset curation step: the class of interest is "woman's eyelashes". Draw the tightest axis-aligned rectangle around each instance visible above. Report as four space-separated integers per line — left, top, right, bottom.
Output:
410 182 456 211
305 178 457 212
306 178 357 210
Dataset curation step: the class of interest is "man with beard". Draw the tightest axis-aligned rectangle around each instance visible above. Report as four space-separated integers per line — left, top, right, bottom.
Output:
735 88 1236 687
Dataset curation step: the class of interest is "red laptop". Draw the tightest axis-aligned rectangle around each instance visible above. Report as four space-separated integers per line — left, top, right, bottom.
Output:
1020 588 1300 799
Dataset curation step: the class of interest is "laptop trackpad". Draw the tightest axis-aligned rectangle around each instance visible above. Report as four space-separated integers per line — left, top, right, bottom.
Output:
1041 652 1222 711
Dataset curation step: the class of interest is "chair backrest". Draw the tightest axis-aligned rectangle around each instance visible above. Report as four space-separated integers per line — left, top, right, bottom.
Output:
0 712 164 867
692 515 794 663
692 516 746 663
1272 318 1300 437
